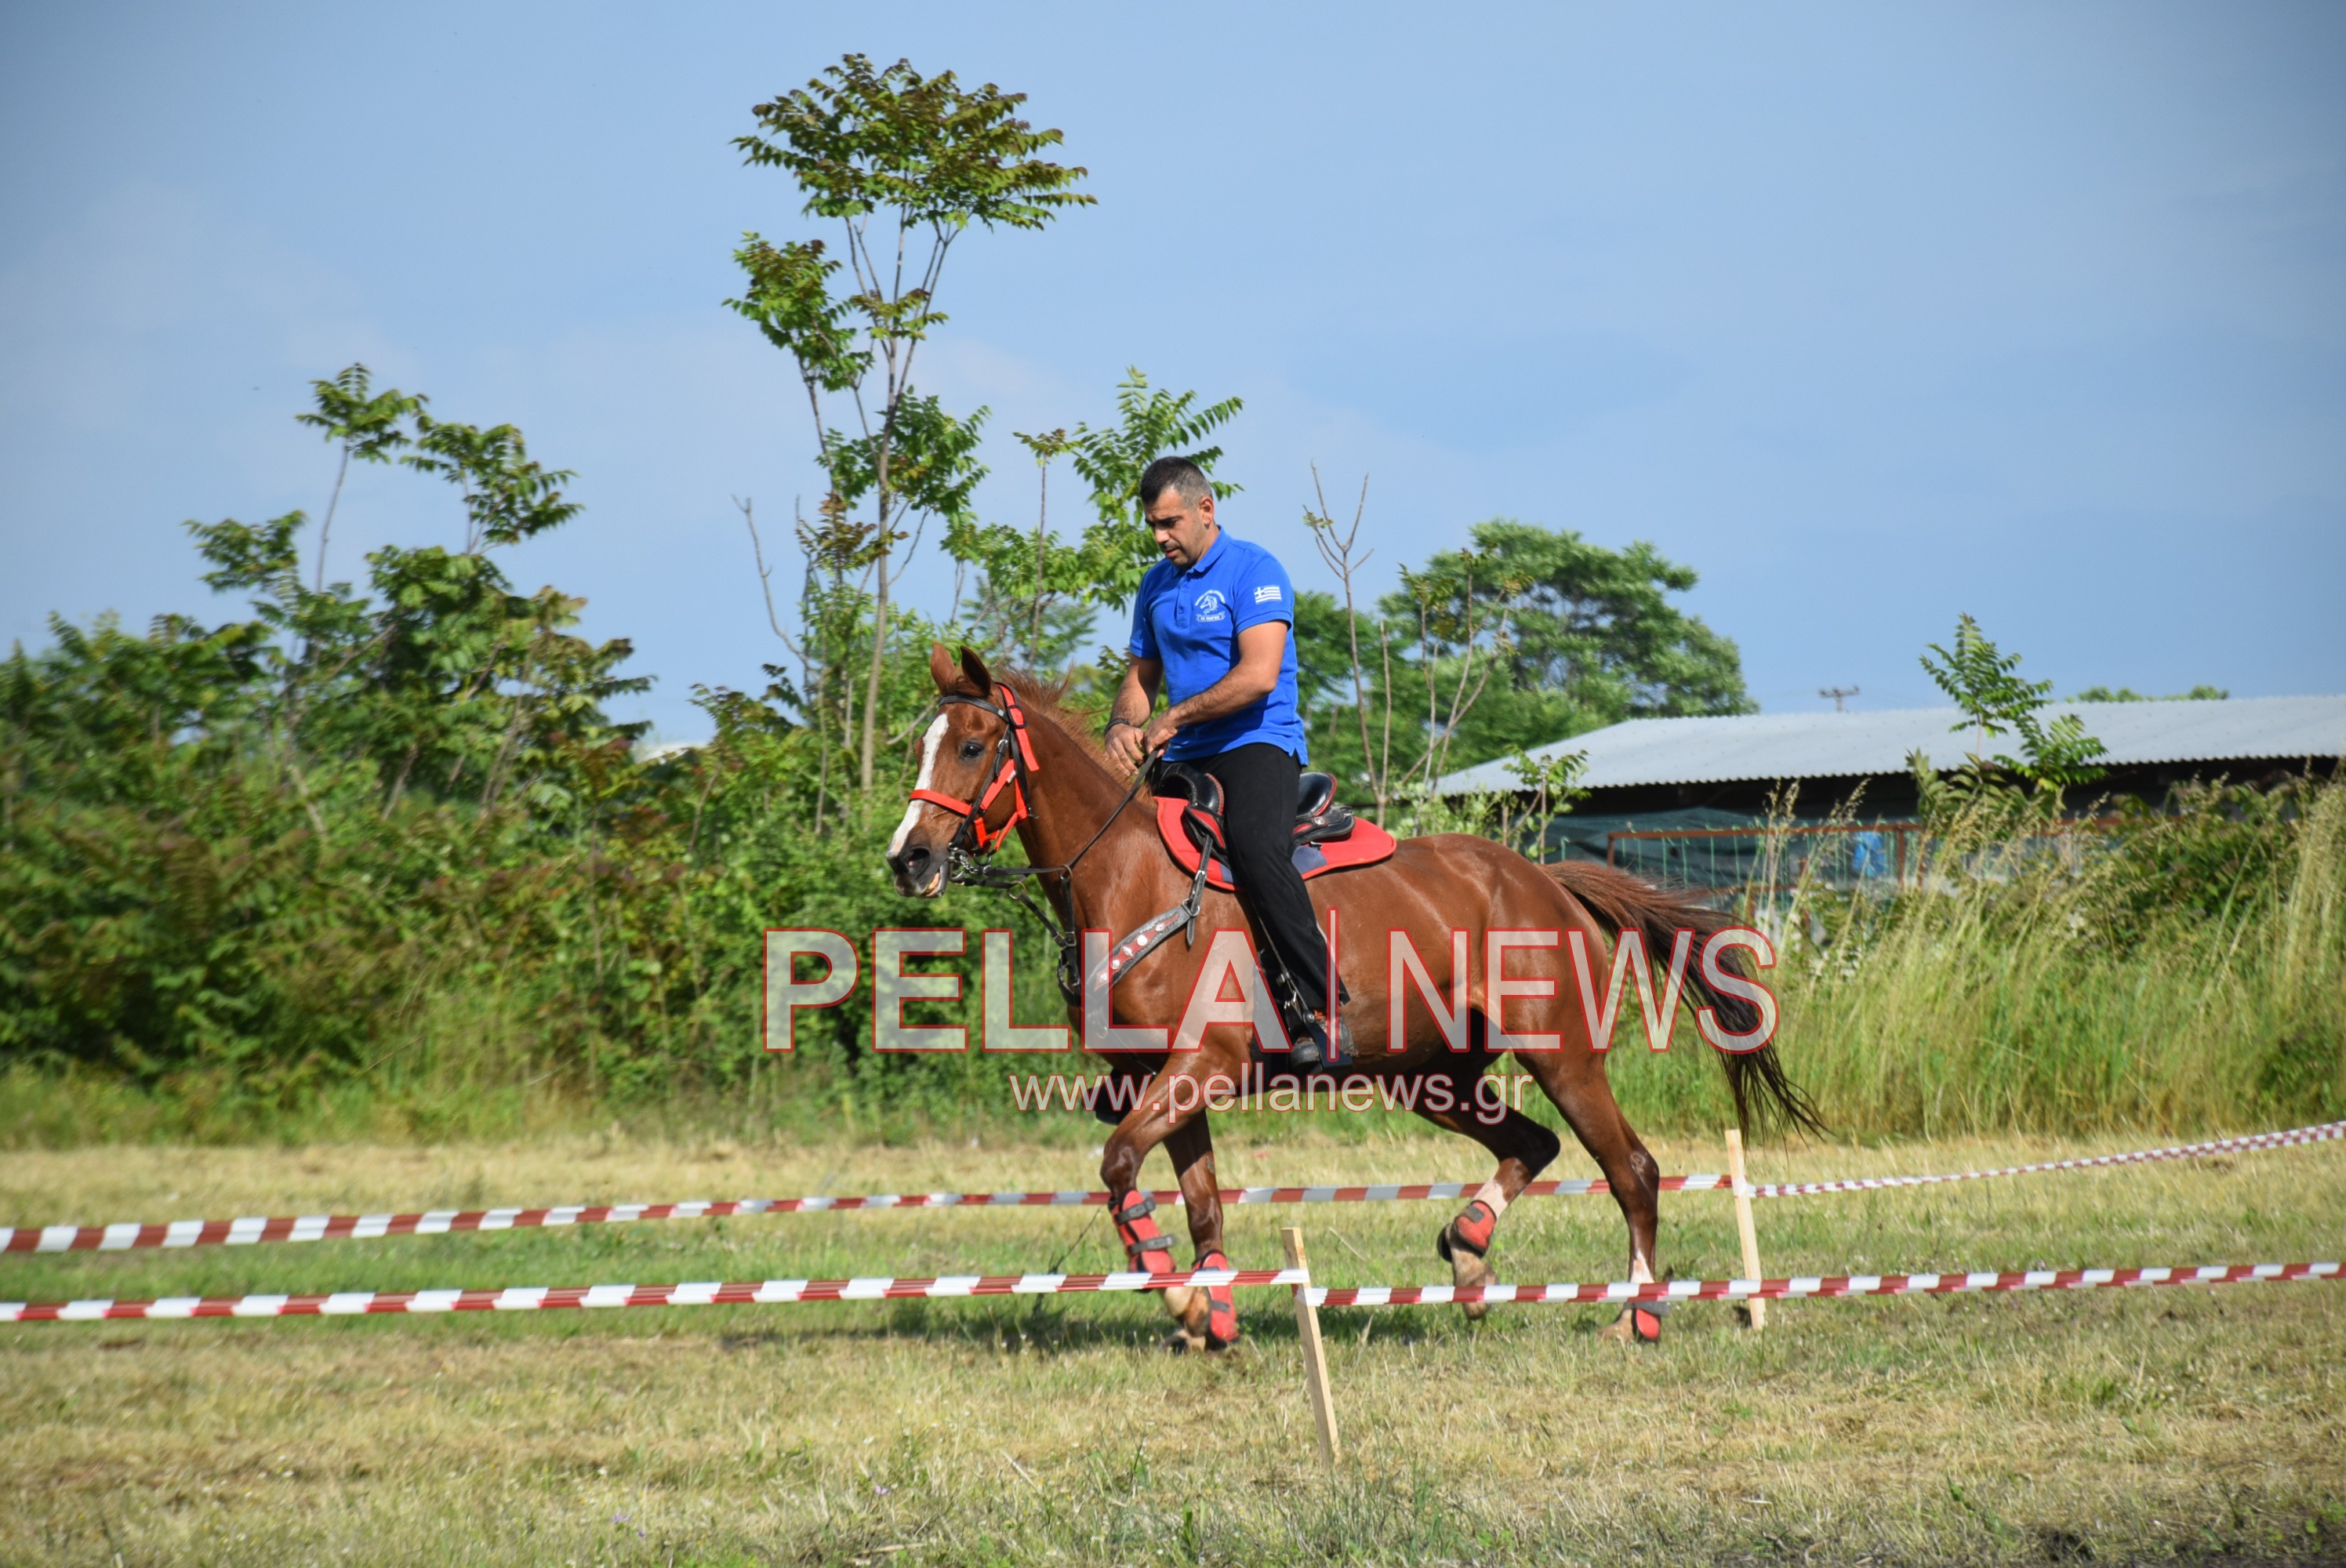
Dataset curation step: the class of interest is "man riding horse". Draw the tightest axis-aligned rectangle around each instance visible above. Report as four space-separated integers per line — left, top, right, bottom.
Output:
881 472 1821 1352
1104 456 1352 1067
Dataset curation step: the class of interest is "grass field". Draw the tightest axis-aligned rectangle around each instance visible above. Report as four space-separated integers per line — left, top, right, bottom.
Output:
2 1125 2341 1566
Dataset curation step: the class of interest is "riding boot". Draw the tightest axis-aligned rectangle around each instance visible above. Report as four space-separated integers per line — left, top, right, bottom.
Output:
1287 1006 1322 1069
1267 967 1350 1070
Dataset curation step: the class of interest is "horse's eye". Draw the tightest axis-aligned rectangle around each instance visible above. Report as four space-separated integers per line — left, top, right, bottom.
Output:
961 740 983 760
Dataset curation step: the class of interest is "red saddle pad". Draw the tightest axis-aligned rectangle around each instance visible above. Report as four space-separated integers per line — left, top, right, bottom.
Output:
1153 798 1399 893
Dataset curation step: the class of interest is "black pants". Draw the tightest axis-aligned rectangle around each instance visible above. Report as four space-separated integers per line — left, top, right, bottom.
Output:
1197 743 1339 1014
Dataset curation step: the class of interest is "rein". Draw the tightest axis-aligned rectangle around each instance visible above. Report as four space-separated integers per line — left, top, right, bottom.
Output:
913 685 1155 998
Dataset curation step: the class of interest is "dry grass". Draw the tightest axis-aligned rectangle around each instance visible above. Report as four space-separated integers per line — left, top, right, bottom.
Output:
2 1127 2342 1566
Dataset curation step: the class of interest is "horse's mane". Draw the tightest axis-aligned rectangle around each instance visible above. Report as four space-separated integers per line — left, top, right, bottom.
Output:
979 668 1116 773
935 655 1150 794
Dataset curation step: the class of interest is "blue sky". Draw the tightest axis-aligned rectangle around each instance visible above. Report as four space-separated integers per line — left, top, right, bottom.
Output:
4 2 2341 742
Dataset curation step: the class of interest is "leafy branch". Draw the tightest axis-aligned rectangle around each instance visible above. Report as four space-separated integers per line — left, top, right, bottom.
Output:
728 54 1091 789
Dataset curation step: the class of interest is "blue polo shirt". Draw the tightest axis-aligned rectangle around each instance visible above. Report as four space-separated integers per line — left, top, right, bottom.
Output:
1128 530 1309 763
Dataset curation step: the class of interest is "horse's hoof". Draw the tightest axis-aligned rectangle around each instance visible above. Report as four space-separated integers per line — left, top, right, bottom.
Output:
1162 1327 1208 1355
1163 1283 1241 1348
1601 1304 1665 1345
1436 1203 1499 1320
1446 1244 1497 1321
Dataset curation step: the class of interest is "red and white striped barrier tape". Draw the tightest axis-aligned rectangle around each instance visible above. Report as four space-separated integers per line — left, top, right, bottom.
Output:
0 1264 1310 1323
0 1178 1723 1255
5 1120 2335 1257
1749 1120 2344 1199
6 1260 2333 1324
1306 1260 2341 1308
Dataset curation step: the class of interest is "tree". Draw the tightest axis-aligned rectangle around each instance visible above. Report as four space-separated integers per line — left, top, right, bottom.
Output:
1294 519 1752 803
2 376 680 1091
1301 469 1395 818
187 378 645 820
1066 368 1244 607
294 364 422 591
1917 614 2106 796
942 426 1098 673
2068 684 2229 702
728 54 1092 789
937 368 1244 682
401 417 582 555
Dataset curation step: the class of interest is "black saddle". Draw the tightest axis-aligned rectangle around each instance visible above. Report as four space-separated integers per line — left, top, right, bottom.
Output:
1152 760 1357 858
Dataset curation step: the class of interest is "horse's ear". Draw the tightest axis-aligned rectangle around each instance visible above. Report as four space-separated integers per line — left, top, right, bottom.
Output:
958 646 994 695
928 643 960 692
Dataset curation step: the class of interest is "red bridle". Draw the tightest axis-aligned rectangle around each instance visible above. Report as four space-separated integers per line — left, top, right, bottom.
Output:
901 683 1159 1002
907 684 1040 855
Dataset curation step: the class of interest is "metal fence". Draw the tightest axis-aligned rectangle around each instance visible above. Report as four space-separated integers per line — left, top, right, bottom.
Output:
1603 819 2118 895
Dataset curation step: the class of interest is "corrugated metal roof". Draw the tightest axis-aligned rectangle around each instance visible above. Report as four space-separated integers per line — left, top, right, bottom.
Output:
1433 695 2346 795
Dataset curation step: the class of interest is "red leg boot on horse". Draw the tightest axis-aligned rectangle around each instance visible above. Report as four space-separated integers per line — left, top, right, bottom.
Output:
1110 1190 1175 1279
1413 1056 1564 1321
1437 1190 1502 1309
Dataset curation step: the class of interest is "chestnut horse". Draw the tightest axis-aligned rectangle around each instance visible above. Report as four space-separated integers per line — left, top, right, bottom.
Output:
886 647 1818 1348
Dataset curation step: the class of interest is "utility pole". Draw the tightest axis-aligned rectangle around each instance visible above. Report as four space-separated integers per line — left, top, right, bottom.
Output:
1819 685 1859 713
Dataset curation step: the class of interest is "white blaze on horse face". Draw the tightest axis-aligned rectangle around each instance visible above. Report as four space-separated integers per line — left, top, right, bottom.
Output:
888 714 951 862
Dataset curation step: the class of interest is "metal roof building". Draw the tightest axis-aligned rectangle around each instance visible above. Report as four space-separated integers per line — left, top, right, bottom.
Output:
1435 695 2346 809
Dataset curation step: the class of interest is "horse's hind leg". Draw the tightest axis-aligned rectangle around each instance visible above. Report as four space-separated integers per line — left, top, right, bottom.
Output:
1410 1063 1562 1320
1516 1047 1666 1343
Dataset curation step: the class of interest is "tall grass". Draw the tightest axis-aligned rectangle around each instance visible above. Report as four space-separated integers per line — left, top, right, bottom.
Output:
1716 775 2345 1138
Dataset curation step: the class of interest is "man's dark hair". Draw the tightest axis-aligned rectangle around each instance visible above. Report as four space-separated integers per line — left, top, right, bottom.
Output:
1138 455 1213 510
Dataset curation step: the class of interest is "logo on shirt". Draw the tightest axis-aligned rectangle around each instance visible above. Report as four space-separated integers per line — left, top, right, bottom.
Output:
1193 589 1229 623
1253 583 1282 604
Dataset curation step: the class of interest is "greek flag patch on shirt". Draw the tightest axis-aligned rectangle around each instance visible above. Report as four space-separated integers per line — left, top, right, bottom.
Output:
1253 583 1281 604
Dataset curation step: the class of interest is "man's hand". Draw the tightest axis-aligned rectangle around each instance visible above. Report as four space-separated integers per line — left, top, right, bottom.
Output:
1104 626 1286 778
1107 715 1177 777
1106 719 1150 777
1107 657 1165 778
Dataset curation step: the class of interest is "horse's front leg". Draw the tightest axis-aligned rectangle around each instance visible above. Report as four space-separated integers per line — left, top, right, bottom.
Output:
1100 1053 1238 1351
1159 1111 1240 1350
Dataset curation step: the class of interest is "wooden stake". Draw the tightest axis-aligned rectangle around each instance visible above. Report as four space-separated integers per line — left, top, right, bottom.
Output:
1727 1128 1767 1332
1282 1226 1340 1467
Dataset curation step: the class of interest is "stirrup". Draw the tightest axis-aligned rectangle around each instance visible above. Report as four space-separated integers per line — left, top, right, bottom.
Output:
1293 1008 1353 1069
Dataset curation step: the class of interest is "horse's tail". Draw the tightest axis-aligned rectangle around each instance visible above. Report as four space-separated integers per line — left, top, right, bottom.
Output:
1541 859 1826 1142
